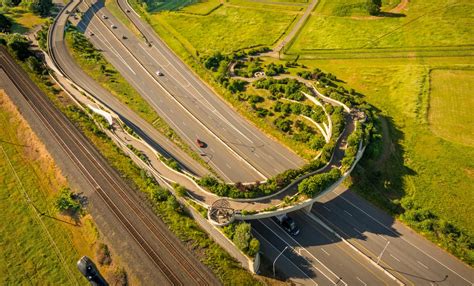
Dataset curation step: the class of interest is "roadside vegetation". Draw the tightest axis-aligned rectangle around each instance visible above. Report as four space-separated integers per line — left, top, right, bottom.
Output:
0 36 264 284
0 0 52 34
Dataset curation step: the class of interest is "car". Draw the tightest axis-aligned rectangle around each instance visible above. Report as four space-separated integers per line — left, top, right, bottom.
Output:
156 70 164 76
126 9 130 12
122 35 127 40
102 15 108 19
275 214 300 236
196 138 206 148
77 256 107 286
111 24 117 29
89 31 94 36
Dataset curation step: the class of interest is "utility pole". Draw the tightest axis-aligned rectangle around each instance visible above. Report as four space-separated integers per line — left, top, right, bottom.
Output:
377 241 390 265
273 246 289 277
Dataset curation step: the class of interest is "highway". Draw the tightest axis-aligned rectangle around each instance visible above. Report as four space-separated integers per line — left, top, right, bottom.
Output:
0 47 220 285
49 0 211 179
253 212 400 285
67 0 305 182
312 187 474 285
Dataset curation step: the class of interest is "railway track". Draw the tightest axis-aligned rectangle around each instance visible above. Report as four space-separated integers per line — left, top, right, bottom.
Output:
0 48 219 285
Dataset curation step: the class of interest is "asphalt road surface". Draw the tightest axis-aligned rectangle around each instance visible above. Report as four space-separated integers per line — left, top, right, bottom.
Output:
312 187 474 286
253 212 400 285
71 0 305 182
0 47 220 286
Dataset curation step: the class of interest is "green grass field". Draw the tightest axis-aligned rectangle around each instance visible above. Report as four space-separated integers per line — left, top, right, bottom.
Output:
289 0 474 52
0 91 94 285
295 56 474 238
428 69 474 147
1 6 47 34
149 2 300 54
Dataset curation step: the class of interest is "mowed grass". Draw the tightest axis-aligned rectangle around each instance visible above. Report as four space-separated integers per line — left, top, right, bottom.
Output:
179 0 222 15
151 4 299 54
0 91 95 285
428 69 474 147
289 0 474 52
296 56 474 237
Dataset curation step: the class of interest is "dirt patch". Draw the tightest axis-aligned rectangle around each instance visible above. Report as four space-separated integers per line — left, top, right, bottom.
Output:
390 0 409 13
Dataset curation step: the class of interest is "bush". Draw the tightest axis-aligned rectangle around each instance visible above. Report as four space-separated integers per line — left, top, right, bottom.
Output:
55 187 81 214
96 243 112 266
7 34 32 61
0 14 12 33
248 238 260 257
108 267 128 286
150 186 170 202
298 168 341 197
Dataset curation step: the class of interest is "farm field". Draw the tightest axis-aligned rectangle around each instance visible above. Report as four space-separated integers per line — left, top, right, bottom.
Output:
147 0 302 54
428 69 474 147
0 90 93 285
288 0 474 53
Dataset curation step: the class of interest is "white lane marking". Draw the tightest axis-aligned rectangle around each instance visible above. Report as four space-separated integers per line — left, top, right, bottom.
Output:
322 205 331 212
254 153 260 158
252 230 318 285
378 234 388 241
320 248 330 256
344 210 353 217
390 254 400 262
356 276 367 286
261 219 346 286
339 194 473 284
417 261 429 269
182 121 186 126
226 163 231 169
353 227 362 234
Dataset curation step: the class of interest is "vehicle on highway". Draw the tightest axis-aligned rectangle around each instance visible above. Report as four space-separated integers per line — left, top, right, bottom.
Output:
196 138 206 148
77 256 108 286
102 15 108 19
89 31 94 36
126 9 130 13
275 214 300 236
122 35 127 40
111 24 117 29
156 70 164 76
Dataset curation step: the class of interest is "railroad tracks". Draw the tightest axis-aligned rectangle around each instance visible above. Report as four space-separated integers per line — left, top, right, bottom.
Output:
0 48 219 285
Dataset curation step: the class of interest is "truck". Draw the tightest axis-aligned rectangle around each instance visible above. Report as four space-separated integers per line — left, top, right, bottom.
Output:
275 214 300 236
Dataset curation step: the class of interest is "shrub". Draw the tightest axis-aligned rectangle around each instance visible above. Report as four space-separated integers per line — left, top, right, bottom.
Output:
298 168 341 197
248 238 260 257
96 243 112 266
108 267 128 286
55 187 81 214
150 186 170 202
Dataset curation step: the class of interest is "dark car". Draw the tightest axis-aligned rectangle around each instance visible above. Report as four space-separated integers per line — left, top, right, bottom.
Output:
77 256 108 286
276 214 300 236
196 138 206 148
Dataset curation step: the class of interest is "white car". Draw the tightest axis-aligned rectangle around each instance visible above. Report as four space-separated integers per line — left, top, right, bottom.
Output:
156 70 164 76
102 15 108 19
111 24 117 29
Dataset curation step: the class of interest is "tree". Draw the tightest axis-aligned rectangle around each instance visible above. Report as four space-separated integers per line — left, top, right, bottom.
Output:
366 0 381 15
7 34 31 61
0 14 12 33
30 0 53 17
55 187 81 214
233 223 251 252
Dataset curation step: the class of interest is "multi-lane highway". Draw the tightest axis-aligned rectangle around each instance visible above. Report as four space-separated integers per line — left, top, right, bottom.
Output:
0 47 220 285
312 187 474 286
63 0 305 182
49 0 211 179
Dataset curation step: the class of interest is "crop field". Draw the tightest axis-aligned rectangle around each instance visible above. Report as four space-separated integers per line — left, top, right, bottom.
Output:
0 91 94 285
148 1 302 54
428 69 474 147
288 0 474 54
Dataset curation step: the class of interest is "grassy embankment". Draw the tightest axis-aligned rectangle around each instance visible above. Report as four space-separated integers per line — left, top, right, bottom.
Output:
63 26 213 174
0 90 94 285
0 35 264 284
